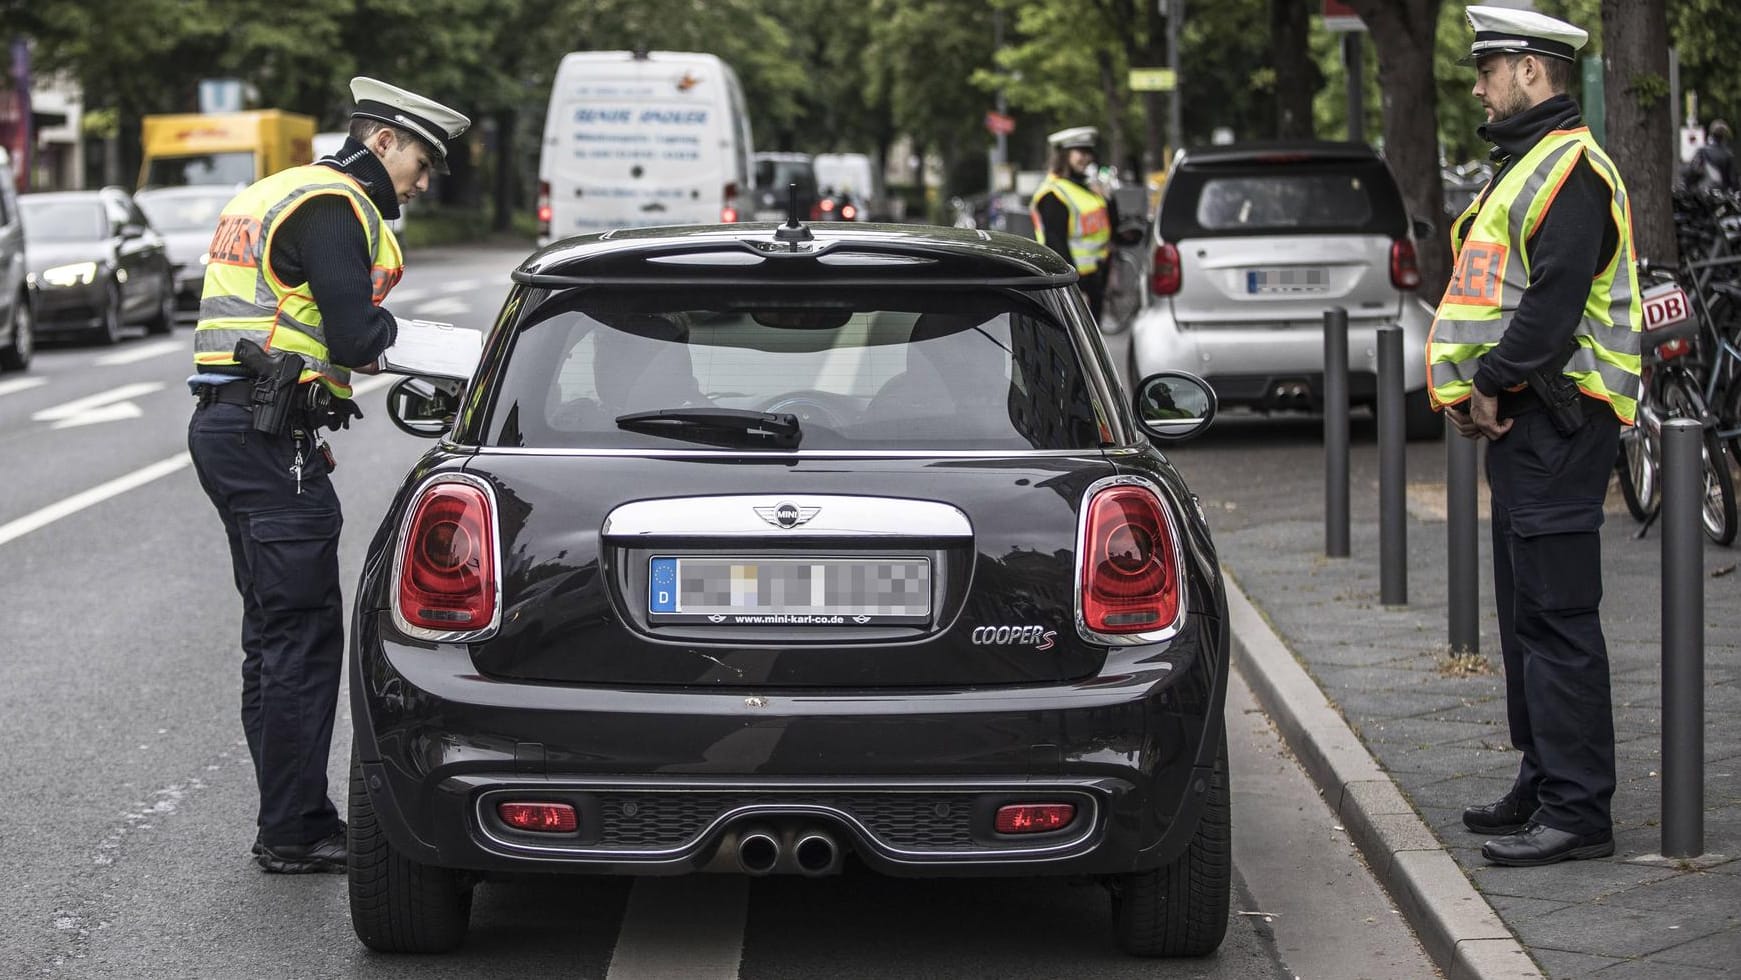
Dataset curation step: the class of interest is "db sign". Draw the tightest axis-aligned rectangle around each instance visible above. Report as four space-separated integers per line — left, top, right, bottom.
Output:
1642 282 1691 332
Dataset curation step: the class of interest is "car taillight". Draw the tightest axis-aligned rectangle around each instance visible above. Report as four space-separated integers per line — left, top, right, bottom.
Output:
721 206 739 223
1081 485 1178 634
722 182 739 222
840 203 858 221
397 482 496 632
819 197 836 214
1151 242 1181 296
536 180 552 235
994 803 1076 834
1391 239 1421 290
498 802 577 833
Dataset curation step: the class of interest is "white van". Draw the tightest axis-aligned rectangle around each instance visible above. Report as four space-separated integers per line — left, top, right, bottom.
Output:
538 51 754 244
812 152 881 221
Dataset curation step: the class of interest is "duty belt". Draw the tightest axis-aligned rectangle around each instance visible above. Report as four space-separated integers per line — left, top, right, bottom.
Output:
194 382 254 408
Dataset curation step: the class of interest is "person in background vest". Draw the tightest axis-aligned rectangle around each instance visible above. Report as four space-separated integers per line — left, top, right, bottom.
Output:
1429 6 1642 868
186 77 468 874
1031 127 1119 322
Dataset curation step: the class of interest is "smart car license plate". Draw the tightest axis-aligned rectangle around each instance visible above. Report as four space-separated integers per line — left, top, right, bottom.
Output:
1246 267 1328 294
648 556 931 625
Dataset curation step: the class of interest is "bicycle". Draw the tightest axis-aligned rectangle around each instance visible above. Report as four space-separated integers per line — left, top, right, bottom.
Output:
1616 261 1738 545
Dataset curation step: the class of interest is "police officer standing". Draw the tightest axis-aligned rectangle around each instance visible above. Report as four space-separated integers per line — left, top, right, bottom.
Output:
187 77 468 873
1427 6 1641 867
1031 126 1117 322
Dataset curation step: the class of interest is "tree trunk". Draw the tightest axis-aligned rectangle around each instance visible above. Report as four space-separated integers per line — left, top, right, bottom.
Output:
491 108 516 233
1601 0 1677 265
1272 0 1314 139
1141 1 1166 173
1096 49 1128 177
1344 0 1450 295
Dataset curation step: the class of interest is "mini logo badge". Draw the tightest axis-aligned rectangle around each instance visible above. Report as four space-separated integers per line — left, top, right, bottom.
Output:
754 502 819 529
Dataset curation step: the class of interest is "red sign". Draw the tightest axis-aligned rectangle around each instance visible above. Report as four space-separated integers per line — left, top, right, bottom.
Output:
984 111 1015 136
1322 0 1365 32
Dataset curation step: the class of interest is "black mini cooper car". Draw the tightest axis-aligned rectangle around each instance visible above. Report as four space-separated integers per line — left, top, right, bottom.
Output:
350 220 1230 957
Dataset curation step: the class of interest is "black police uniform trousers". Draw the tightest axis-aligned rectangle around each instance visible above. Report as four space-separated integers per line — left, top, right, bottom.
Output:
188 398 345 848
1485 396 1620 837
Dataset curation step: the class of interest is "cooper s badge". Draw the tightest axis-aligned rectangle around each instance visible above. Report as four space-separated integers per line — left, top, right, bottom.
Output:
971 625 1057 650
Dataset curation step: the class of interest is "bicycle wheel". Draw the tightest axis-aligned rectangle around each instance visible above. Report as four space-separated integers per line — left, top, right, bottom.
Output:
1617 422 1659 522
1662 374 1737 546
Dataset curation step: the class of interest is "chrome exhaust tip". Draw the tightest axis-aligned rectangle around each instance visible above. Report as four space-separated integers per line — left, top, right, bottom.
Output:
793 829 842 877
736 827 780 875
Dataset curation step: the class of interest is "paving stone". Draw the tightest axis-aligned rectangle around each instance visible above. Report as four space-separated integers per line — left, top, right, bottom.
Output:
1648 921 1741 971
1510 899 1730 960
1585 954 1735 978
1466 857 1680 905
1527 947 1626 979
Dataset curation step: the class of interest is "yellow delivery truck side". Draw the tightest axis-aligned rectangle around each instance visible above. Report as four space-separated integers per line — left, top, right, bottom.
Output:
138 110 316 189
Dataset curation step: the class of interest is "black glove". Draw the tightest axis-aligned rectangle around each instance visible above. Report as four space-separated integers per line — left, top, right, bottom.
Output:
325 398 365 431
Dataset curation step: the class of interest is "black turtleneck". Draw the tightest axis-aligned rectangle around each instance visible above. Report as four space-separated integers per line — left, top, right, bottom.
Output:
265 136 403 370
1467 93 1620 399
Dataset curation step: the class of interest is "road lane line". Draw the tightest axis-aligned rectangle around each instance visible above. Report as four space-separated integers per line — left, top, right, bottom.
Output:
438 278 478 293
31 382 166 422
95 339 184 366
0 453 191 548
604 877 748 980
411 297 468 317
0 377 48 398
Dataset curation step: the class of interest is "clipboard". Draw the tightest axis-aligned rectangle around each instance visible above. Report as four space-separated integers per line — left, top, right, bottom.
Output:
377 319 483 381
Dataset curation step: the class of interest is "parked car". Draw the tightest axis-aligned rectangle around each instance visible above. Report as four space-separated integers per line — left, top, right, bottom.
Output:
0 148 31 371
752 151 820 221
349 221 1232 958
135 184 239 320
1130 141 1441 438
20 187 175 344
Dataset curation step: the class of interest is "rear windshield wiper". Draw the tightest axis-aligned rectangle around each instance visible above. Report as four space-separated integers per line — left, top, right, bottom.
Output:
616 407 801 449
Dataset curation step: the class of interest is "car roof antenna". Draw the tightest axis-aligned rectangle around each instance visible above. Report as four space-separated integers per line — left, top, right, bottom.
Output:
774 181 813 248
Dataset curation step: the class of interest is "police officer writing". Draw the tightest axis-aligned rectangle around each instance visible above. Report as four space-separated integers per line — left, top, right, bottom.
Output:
187 77 469 874
1031 127 1119 322
1427 6 1641 868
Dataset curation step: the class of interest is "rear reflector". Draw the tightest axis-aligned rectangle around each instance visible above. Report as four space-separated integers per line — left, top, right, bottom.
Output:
498 802 578 833
995 803 1077 834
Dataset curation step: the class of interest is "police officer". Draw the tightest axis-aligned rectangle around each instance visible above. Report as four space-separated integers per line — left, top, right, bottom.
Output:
187 77 468 873
1031 126 1117 321
1427 6 1641 867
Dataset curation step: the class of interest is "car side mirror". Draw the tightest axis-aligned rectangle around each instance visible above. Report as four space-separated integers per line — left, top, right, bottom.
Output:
1133 371 1216 442
1411 217 1435 242
386 376 462 438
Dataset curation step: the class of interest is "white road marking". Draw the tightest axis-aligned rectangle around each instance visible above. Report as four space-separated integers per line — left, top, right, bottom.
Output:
438 278 478 293
411 297 468 317
350 375 398 396
605 876 748 980
0 453 191 548
32 382 165 429
390 288 427 304
0 376 48 398
94 339 183 366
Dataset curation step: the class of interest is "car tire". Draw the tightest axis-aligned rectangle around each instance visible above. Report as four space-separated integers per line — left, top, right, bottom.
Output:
93 282 124 346
0 292 33 371
145 275 175 335
1403 388 1444 441
1110 730 1230 957
348 750 473 953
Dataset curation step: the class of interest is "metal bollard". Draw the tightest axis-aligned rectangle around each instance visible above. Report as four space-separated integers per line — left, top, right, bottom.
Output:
1446 417 1479 654
1324 308 1350 557
1376 325 1407 605
1661 419 1705 858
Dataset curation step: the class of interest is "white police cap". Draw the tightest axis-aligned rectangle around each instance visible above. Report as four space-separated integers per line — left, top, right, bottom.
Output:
1047 126 1099 150
1465 4 1588 63
349 77 470 172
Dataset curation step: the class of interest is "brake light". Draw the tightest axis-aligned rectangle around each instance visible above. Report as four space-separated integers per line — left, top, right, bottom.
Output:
397 482 496 632
1081 485 1178 633
498 802 578 833
536 180 552 235
722 182 739 223
721 207 739 223
840 203 858 221
1390 239 1421 290
1151 242 1181 296
819 197 836 213
995 803 1077 834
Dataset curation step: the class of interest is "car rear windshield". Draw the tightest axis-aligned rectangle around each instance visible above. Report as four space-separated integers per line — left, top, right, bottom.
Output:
20 199 106 242
755 159 816 192
1159 159 1407 241
481 287 1106 452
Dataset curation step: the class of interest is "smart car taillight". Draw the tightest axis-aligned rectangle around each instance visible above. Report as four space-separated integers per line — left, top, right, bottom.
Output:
1391 239 1421 290
1081 485 1178 633
1151 242 1181 296
536 180 552 236
398 483 496 632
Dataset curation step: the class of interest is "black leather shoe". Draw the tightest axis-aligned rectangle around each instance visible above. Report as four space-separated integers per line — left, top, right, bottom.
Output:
1462 794 1537 835
256 830 347 874
1481 821 1614 867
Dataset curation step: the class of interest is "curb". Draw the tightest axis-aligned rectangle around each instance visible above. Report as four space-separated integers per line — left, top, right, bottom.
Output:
1223 567 1545 980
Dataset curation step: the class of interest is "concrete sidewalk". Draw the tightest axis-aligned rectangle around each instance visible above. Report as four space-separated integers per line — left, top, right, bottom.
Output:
1220 465 1741 979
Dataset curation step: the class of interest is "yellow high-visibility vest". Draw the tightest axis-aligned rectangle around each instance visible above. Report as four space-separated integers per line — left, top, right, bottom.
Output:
1030 175 1111 275
193 164 403 398
1426 127 1641 424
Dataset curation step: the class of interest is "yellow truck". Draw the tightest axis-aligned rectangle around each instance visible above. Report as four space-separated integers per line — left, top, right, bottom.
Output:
138 110 316 189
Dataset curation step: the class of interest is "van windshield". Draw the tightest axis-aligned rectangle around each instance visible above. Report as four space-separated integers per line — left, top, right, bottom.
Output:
145 153 255 188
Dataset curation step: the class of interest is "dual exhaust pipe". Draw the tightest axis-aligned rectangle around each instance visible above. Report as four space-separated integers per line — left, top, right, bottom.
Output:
734 824 843 877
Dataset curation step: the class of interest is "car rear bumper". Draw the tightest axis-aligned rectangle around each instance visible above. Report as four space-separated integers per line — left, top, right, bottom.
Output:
29 283 106 331
350 613 1225 878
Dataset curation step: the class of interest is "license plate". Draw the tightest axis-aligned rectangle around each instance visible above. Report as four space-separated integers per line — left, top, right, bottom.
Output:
1642 282 1692 332
1246 267 1328 294
648 556 931 625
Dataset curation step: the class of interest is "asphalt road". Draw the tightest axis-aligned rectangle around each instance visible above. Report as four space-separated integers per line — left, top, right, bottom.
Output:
1 242 1436 979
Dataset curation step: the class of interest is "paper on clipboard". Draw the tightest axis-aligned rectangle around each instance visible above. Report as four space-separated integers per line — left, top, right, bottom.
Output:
378 319 482 380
